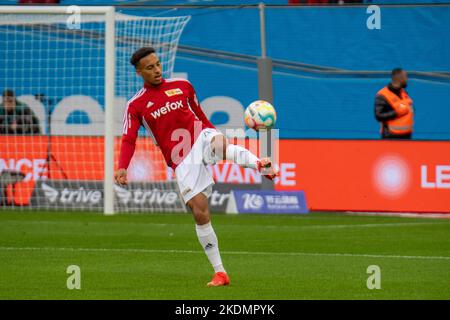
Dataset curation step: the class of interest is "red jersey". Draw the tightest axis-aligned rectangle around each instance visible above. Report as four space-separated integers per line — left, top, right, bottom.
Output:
119 78 215 170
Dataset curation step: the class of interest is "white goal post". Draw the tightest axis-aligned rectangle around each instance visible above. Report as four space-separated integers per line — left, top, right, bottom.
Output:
0 6 190 214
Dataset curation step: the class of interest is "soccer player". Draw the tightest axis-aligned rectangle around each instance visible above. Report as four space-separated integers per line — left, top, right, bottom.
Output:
115 47 278 287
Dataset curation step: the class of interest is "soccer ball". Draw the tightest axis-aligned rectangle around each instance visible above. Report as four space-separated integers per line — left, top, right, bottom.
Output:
244 100 277 131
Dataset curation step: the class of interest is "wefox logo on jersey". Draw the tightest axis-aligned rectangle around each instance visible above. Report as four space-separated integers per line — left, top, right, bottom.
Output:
151 100 184 119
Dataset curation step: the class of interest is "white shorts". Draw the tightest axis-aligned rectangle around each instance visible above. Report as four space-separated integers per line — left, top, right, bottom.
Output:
175 128 222 203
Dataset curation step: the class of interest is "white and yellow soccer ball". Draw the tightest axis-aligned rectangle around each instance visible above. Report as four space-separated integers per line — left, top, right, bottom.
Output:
244 100 277 131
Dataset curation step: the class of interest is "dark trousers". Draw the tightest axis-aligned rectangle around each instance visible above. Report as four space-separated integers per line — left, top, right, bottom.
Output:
381 132 412 140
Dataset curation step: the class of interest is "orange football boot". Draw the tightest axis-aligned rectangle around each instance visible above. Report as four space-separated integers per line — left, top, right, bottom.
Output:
207 272 230 287
257 157 279 180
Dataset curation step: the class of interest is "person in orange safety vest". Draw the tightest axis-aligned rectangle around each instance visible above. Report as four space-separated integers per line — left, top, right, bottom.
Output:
374 68 414 139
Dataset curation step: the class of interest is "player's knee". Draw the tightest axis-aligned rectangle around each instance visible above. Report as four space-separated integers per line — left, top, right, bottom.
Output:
192 206 210 225
211 135 228 160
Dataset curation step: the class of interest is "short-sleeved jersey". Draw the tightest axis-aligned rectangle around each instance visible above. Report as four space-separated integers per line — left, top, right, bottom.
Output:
119 78 215 170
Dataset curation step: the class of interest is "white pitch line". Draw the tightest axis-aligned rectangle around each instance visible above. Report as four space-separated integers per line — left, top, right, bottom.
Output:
0 246 449 261
0 220 446 230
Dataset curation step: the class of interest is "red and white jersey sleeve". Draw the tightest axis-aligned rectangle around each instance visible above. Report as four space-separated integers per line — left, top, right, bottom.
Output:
118 78 215 170
187 84 214 128
118 89 144 170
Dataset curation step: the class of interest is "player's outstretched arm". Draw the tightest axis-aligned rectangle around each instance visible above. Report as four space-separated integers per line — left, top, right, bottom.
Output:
115 104 141 186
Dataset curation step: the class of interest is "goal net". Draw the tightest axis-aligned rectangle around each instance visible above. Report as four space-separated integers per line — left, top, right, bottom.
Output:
0 6 190 213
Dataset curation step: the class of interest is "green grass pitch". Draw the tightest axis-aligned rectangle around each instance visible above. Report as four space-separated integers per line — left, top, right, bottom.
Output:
0 210 449 300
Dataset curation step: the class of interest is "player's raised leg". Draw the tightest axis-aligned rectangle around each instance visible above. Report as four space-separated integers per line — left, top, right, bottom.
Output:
186 193 230 287
210 134 278 179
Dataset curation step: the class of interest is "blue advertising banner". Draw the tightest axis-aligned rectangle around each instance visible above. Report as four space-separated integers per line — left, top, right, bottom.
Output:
227 190 309 214
1 5 449 140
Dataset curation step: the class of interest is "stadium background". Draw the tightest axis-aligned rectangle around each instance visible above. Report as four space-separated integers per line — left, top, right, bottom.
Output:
0 0 449 213
0 0 450 302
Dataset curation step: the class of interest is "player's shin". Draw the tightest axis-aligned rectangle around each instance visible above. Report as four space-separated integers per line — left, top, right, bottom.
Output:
195 222 226 273
224 144 259 169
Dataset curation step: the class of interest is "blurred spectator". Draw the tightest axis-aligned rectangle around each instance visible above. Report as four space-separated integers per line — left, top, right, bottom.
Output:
374 69 413 140
0 89 41 135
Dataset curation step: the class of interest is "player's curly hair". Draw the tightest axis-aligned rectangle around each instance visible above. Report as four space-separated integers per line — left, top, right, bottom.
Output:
130 47 156 68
